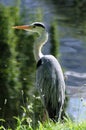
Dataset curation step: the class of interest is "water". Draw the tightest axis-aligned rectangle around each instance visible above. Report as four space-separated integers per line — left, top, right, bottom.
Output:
60 30 86 88
67 97 86 122
57 9 86 121
58 13 86 122
1 0 86 122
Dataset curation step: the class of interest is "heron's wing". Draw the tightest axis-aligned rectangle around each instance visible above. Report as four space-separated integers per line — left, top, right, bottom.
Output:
36 56 65 109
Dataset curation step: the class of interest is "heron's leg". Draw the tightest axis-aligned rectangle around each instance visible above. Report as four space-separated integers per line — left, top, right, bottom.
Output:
56 101 63 122
58 105 63 122
43 109 49 121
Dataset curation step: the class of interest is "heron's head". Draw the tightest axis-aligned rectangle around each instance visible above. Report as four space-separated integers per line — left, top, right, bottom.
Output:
13 22 46 34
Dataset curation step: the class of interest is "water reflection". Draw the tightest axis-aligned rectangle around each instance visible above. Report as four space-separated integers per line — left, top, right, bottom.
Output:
67 97 86 122
60 37 86 87
58 11 86 121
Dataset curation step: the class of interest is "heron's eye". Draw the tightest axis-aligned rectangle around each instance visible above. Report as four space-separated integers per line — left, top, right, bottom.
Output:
33 25 36 28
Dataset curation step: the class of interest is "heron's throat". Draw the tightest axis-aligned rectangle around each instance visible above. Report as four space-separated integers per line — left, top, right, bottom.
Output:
33 31 48 62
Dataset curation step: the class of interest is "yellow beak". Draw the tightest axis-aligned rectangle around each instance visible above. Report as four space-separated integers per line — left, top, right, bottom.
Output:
12 25 33 30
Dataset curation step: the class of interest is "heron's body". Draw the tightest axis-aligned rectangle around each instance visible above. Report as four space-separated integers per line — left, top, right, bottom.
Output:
13 22 65 120
36 55 65 119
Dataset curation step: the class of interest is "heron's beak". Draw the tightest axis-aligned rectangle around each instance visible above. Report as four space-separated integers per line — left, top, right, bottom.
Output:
12 25 33 30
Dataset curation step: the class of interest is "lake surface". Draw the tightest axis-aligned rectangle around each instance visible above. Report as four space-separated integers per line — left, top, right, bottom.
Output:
1 0 86 122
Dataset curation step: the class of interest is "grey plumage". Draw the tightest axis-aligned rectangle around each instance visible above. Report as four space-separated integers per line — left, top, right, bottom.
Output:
36 55 65 120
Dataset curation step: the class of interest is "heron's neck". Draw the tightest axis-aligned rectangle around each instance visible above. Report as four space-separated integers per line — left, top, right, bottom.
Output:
33 31 48 62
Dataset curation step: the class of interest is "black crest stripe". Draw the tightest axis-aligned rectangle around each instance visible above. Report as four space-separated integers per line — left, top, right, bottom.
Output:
34 23 45 28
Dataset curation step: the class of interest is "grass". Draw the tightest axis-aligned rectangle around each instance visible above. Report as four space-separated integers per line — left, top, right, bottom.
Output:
37 120 86 130
1 101 86 130
1 116 86 130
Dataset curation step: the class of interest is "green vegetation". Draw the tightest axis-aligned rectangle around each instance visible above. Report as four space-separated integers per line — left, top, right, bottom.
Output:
50 20 59 58
1 116 86 130
0 4 20 120
0 2 60 128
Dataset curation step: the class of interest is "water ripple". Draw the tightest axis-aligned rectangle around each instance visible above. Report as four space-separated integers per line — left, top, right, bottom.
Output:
65 71 86 79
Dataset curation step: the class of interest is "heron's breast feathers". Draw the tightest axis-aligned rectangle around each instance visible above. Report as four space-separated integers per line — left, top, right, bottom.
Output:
36 56 65 108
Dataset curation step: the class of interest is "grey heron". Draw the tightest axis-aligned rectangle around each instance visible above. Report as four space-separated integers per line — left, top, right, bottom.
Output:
13 22 65 120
